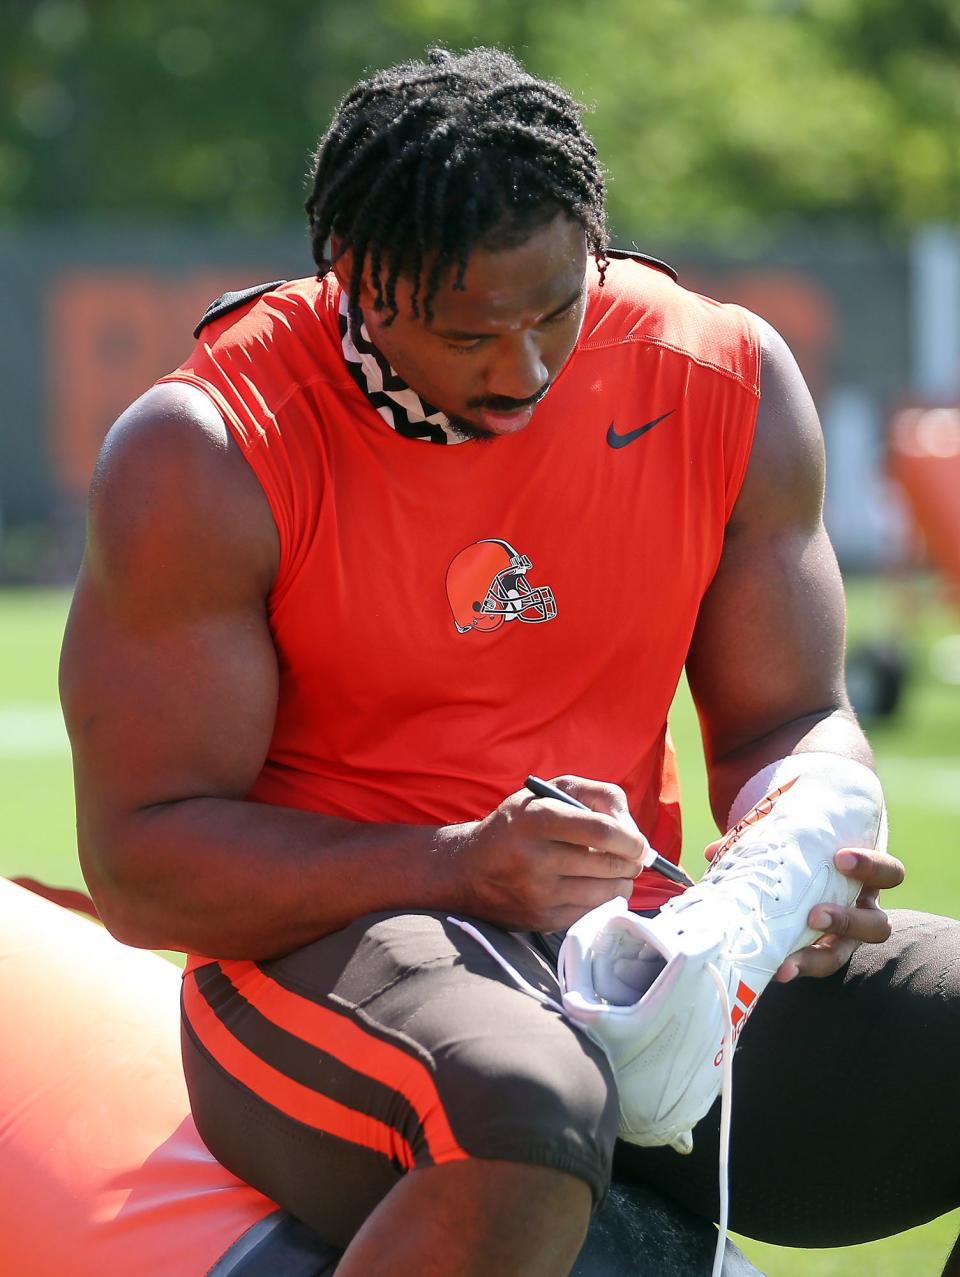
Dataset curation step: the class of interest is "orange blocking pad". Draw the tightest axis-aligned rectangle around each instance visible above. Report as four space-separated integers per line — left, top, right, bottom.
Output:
888 405 960 601
0 878 278 1277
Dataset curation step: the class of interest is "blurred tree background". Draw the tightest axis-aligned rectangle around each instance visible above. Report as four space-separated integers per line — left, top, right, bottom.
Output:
3 0 959 240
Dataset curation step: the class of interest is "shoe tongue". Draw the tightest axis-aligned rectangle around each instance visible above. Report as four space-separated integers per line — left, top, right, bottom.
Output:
593 942 665 1004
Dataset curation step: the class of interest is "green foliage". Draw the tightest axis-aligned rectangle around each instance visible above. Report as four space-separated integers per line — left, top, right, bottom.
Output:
2 0 959 238
0 0 423 226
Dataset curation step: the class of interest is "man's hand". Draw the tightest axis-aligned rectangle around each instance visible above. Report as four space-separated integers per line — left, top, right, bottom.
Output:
773 847 905 982
704 837 906 983
453 775 649 933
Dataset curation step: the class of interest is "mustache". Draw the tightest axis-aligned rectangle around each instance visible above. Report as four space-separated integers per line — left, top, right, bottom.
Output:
466 384 551 413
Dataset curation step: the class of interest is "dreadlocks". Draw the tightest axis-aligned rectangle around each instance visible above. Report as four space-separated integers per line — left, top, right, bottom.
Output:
305 47 608 334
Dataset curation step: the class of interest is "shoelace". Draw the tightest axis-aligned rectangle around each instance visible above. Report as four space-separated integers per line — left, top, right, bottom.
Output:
663 852 786 965
446 917 582 1025
705 962 734 1277
448 916 737 1277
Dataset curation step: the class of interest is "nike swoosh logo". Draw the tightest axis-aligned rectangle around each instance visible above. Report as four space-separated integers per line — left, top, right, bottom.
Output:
606 410 675 449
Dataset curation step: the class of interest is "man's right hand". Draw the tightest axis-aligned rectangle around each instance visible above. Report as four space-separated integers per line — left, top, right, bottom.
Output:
450 776 648 932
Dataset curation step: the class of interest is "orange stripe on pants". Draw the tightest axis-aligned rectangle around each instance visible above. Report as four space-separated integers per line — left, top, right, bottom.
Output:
216 960 468 1166
183 969 416 1169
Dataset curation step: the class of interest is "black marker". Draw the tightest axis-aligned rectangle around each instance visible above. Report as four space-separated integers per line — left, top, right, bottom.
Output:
524 775 695 889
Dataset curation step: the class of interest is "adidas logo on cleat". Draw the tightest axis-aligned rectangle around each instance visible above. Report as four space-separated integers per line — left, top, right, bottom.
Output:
714 980 757 1066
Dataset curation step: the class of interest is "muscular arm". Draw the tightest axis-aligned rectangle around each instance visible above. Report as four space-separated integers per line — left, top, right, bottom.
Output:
686 319 902 977
687 318 871 825
61 384 644 958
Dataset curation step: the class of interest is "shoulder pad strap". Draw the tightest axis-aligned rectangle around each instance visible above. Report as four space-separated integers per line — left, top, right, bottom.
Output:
193 280 288 339
604 248 678 282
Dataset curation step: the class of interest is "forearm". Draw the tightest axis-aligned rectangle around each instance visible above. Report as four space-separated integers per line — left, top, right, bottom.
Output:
705 705 874 832
81 797 470 958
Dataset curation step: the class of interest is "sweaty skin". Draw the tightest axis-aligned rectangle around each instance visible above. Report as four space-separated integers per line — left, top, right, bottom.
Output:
336 214 589 440
60 214 903 966
686 315 904 979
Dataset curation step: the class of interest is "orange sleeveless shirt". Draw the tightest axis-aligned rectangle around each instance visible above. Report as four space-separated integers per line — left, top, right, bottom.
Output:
160 255 760 913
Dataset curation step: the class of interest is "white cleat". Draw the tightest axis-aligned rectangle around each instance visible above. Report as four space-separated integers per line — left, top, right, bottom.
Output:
559 754 886 1153
560 898 729 1152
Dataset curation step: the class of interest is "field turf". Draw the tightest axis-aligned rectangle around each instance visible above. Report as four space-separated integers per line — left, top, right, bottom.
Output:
1 581 958 1275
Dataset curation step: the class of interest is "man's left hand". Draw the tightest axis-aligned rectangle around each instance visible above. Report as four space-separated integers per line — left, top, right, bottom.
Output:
773 847 906 982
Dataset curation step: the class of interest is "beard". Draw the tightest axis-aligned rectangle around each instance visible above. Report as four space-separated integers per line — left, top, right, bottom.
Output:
444 384 553 442
444 415 499 443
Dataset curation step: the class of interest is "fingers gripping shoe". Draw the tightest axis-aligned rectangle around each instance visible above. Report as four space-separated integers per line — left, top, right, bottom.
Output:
559 753 887 1153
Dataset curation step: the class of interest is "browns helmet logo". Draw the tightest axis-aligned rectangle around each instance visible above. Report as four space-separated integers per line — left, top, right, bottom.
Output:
446 539 557 634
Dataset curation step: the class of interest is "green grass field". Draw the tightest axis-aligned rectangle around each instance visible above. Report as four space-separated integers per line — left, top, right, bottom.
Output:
1 581 959 1275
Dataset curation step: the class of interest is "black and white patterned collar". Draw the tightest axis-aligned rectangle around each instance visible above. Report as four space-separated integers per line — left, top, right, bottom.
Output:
337 290 466 445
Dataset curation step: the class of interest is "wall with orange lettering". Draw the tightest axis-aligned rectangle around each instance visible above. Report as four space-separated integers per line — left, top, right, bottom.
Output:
0 227 912 575
47 271 264 502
